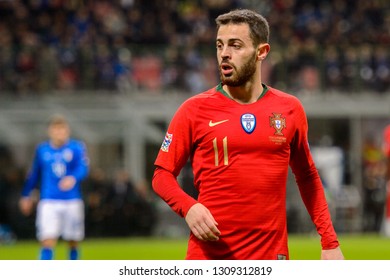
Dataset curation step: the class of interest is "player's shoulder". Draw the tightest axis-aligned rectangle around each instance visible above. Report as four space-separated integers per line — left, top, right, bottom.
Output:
59 139 85 154
267 86 301 103
180 87 220 109
186 87 218 101
68 138 87 148
36 140 50 151
266 86 305 109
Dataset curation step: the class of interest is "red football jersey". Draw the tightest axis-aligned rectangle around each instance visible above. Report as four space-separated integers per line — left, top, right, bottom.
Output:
383 125 390 157
383 124 390 219
153 84 339 259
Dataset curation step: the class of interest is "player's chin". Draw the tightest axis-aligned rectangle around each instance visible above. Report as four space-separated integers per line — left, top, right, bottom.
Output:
59 186 73 191
220 73 233 81
223 79 242 87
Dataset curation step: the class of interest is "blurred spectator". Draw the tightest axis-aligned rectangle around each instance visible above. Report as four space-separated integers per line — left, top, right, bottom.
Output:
373 46 390 93
0 145 12 231
104 169 156 236
359 44 376 91
132 55 162 92
324 46 343 92
342 45 360 92
84 167 111 237
0 144 34 240
84 168 156 237
362 135 387 233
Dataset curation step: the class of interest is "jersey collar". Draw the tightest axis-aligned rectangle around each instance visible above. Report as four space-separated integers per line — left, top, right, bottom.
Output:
216 83 269 101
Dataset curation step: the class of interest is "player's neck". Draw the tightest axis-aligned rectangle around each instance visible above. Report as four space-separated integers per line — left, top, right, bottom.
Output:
223 82 264 104
50 139 68 148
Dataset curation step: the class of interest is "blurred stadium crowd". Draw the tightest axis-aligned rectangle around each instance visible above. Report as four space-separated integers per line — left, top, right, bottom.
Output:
0 0 389 96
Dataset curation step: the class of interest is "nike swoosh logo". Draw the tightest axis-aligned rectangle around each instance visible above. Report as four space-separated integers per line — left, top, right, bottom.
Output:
209 119 229 127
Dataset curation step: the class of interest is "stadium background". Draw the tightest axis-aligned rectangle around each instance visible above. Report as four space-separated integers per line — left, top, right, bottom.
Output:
0 0 390 258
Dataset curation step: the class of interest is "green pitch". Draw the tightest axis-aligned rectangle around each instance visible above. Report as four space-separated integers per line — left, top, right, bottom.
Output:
0 234 389 260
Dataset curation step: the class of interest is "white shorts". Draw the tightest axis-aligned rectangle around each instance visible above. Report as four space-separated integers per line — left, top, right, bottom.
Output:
36 199 85 241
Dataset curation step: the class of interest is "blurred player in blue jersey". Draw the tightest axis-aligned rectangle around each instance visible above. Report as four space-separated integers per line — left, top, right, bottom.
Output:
19 115 90 260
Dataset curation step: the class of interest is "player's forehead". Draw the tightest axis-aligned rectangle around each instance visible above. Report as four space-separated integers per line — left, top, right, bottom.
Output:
48 123 70 134
216 23 252 43
49 123 68 129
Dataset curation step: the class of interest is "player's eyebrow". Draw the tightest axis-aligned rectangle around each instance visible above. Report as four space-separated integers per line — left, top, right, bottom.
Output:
216 38 244 44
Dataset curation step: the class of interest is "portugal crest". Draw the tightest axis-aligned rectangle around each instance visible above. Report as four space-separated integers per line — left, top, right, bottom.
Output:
269 113 286 136
241 113 256 134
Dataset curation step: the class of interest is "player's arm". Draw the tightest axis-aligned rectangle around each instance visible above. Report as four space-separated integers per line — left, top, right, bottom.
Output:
60 142 90 190
69 142 90 182
152 100 220 241
152 166 220 241
321 247 344 260
185 202 221 241
19 148 41 215
152 99 197 218
289 101 343 259
152 166 198 217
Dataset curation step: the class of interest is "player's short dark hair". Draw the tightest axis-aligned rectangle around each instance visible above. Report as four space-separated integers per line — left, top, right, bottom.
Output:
215 9 269 47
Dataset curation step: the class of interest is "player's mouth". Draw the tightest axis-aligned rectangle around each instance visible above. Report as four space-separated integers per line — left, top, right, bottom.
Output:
220 63 234 76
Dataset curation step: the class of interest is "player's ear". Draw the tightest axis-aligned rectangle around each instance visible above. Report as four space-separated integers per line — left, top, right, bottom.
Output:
257 43 270 61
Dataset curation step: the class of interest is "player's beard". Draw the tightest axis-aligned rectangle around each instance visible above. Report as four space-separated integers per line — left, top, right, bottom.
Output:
219 51 257 87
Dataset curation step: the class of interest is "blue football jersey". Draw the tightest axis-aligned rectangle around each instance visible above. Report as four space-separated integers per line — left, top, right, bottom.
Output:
22 139 89 200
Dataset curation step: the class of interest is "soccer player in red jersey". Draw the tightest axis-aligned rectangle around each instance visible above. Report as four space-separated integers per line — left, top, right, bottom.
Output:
152 9 344 260
382 125 390 237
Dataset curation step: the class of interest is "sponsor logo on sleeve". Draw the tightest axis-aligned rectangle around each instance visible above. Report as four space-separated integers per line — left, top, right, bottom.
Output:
160 132 173 152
